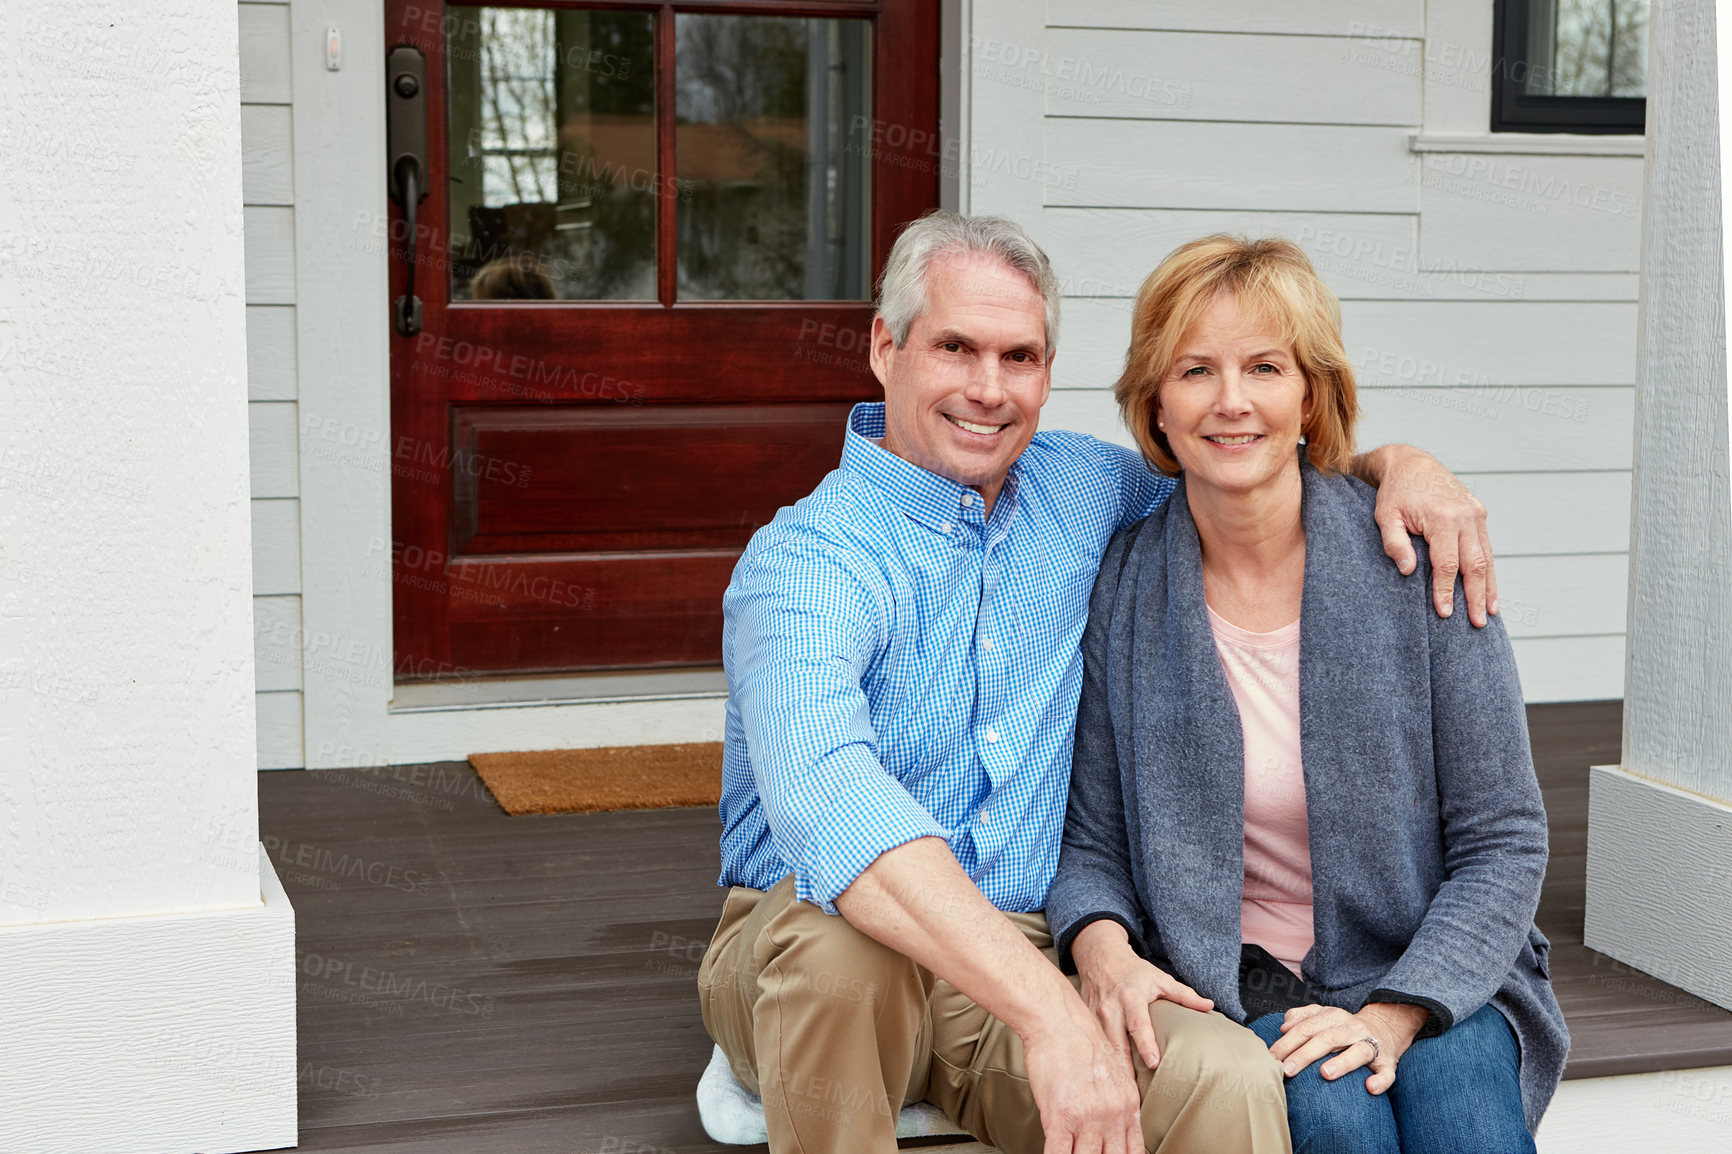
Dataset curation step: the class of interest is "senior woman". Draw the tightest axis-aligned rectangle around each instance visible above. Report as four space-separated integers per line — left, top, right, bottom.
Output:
1045 235 1567 1154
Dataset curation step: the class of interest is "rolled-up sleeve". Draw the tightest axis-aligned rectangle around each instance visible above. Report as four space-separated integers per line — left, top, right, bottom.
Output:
725 531 949 914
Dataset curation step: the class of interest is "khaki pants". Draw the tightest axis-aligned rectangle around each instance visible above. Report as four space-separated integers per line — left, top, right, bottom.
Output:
697 877 1291 1154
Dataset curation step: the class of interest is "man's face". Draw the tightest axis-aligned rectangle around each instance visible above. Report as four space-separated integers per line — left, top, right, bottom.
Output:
869 252 1053 512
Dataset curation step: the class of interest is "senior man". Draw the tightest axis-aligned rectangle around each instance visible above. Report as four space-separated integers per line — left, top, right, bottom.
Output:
697 211 1498 1154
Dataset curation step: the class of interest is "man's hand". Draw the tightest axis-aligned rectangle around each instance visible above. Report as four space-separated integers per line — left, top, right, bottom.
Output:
836 838 1143 1152
1353 444 1498 626
1266 1001 1428 1094
1071 919 1214 1075
1020 1000 1145 1154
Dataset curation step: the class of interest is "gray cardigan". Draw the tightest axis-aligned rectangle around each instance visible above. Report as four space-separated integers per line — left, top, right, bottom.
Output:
1045 459 1568 1131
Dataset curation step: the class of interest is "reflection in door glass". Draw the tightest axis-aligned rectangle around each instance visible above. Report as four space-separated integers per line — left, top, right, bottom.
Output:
676 15 871 301
448 6 656 300
1523 0 1646 98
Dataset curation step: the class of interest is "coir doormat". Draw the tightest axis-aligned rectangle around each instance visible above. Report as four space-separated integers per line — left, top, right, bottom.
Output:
468 742 724 815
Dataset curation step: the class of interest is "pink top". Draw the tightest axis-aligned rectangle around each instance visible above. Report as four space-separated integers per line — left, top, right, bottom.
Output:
1207 603 1314 977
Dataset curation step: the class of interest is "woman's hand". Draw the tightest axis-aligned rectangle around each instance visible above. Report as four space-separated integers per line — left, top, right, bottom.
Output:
1267 1002 1429 1093
1070 920 1215 1075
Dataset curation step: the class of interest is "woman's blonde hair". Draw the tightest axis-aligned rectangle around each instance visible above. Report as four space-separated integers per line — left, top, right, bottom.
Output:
1114 235 1358 477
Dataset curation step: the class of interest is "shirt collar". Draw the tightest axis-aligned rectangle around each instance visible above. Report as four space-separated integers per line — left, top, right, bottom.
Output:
842 402 1015 534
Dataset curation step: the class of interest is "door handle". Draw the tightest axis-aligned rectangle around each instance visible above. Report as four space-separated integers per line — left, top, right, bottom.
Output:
387 45 429 336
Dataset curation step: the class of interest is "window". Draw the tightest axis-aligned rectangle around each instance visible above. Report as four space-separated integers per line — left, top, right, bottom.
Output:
446 5 871 302
1492 0 1647 133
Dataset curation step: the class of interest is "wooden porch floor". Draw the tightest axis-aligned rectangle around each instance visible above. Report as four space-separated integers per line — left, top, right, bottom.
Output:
258 701 1732 1153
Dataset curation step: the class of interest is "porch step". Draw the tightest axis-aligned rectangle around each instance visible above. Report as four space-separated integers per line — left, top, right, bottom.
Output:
1537 1065 1732 1152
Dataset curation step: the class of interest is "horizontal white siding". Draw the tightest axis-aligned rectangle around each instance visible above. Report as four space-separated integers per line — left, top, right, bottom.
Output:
255 690 305 770
252 595 302 693
1417 153 1644 271
1050 121 1417 212
1468 472 1632 555
248 403 298 498
1056 298 1639 392
989 0 1641 700
1048 1 1424 38
241 0 301 765
245 305 296 400
243 206 295 305
237 2 292 104
1039 29 1421 124
240 104 294 205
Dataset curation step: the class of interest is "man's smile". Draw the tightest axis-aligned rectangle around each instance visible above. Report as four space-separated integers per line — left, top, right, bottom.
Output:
944 413 1010 436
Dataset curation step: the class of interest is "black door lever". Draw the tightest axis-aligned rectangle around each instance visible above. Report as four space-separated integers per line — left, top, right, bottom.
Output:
387 45 429 336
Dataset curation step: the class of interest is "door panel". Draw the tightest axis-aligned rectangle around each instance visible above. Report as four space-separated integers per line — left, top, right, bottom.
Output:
450 402 852 554
444 552 741 674
387 0 938 680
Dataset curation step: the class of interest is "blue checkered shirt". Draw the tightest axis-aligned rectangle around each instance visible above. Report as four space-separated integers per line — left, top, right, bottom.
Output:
718 402 1176 914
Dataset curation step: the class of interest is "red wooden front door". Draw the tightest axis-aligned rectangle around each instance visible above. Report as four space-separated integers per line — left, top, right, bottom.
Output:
386 0 939 681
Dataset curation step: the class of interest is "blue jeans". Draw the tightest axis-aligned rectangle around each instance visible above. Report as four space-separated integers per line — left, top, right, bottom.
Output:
1248 1004 1534 1154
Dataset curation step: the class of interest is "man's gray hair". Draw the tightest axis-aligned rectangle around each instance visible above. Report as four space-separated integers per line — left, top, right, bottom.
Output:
875 210 1061 354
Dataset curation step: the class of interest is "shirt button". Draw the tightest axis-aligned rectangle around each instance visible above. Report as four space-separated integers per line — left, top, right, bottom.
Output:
984 727 999 743
961 491 976 505
940 521 952 533
981 636 993 651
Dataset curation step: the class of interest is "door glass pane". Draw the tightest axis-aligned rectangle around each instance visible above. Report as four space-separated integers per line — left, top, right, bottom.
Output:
1522 0 1647 98
448 6 657 300
676 15 872 301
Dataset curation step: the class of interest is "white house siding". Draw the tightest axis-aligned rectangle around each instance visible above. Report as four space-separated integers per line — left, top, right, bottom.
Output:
239 0 304 768
966 0 1641 702
232 0 1634 768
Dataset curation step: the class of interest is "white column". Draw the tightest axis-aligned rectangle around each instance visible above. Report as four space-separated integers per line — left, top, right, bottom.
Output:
0 3 296 1151
1585 0 1732 1011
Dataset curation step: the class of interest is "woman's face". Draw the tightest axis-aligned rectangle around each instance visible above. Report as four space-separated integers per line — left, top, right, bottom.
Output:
1155 291 1311 498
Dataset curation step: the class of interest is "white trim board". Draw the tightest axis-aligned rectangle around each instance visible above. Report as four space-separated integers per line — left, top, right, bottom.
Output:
1537 1065 1732 1152
1586 766 1732 1013
384 695 728 765
391 667 728 710
0 847 296 1154
1410 132 1646 157
291 0 395 770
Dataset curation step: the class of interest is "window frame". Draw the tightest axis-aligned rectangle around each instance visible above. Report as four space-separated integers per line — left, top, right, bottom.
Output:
1491 0 1646 135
